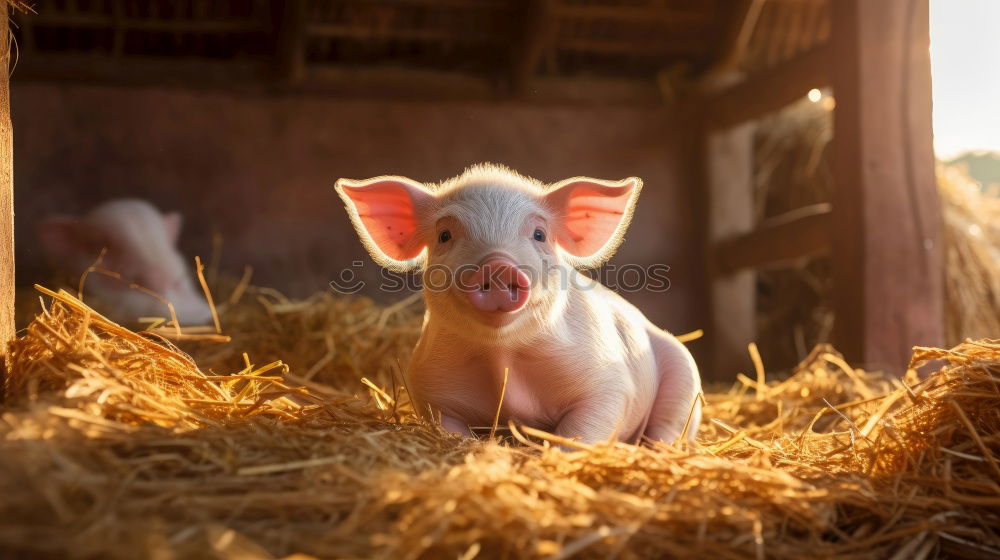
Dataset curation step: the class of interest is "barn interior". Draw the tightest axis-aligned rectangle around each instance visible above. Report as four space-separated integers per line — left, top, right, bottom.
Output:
11 0 853 381
4 1 1000 558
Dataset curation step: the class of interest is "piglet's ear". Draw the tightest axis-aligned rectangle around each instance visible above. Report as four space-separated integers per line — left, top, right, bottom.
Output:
545 176 642 269
335 176 435 271
37 216 107 261
162 212 183 245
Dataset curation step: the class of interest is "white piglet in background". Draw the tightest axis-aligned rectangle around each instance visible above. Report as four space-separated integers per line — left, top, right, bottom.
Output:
336 164 701 444
38 199 213 326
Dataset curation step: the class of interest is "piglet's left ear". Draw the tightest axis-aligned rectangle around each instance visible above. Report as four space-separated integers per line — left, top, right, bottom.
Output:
545 176 642 269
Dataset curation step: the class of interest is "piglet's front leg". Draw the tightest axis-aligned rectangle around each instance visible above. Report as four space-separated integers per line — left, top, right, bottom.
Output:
554 396 628 445
440 414 471 437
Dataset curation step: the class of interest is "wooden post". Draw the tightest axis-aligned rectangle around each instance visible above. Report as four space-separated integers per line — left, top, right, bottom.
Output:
705 123 756 381
0 0 14 367
830 0 943 370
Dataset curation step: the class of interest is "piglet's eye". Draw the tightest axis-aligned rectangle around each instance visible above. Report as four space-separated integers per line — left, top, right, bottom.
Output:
438 230 452 243
533 228 546 242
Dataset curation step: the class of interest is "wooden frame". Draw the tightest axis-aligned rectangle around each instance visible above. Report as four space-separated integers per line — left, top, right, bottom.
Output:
1 1 12 371
702 0 941 379
715 203 832 275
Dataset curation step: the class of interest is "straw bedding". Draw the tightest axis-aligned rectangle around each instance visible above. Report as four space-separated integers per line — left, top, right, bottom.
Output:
1 284 999 559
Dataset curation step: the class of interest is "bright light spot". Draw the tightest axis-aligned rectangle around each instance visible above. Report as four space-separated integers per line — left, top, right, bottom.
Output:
807 88 822 103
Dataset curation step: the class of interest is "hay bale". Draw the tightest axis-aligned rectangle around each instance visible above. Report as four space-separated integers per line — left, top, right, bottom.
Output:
753 99 835 372
755 99 1000 369
1 287 998 558
939 165 1000 344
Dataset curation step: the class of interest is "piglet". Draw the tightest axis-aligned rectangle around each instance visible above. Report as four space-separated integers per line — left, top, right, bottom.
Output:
38 199 213 326
336 164 701 444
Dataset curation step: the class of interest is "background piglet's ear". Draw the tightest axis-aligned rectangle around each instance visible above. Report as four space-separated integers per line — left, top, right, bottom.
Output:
335 176 435 271
37 216 107 261
162 212 183 245
545 176 642 269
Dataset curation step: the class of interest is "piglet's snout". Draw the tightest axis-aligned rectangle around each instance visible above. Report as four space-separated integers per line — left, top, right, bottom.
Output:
463 259 530 313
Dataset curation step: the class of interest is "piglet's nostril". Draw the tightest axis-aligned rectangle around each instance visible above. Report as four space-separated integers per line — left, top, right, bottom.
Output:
464 259 530 314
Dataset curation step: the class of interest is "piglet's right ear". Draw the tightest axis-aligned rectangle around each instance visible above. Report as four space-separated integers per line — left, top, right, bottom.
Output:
335 176 435 271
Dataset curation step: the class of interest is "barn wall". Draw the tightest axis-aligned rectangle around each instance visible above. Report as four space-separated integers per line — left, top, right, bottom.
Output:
11 83 706 338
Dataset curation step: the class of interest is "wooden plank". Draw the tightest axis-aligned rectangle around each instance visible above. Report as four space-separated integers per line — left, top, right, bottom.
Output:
0 1 14 370
698 0 766 90
764 0 793 66
782 1 808 60
830 0 942 371
715 203 832 274
511 0 557 94
705 123 756 381
706 44 831 130
274 0 308 85
110 0 124 58
798 0 826 53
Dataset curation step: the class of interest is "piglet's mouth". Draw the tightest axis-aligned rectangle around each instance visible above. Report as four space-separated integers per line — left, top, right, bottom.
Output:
459 259 531 323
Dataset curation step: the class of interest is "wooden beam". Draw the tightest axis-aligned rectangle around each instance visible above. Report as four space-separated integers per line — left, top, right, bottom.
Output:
704 123 756 381
520 75 660 105
305 65 496 100
706 44 832 130
556 37 710 57
303 66 660 105
13 52 658 105
335 0 509 8
307 23 504 43
1 1 14 373
28 13 264 33
13 54 267 86
715 203 832 274
550 3 713 26
830 0 943 371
